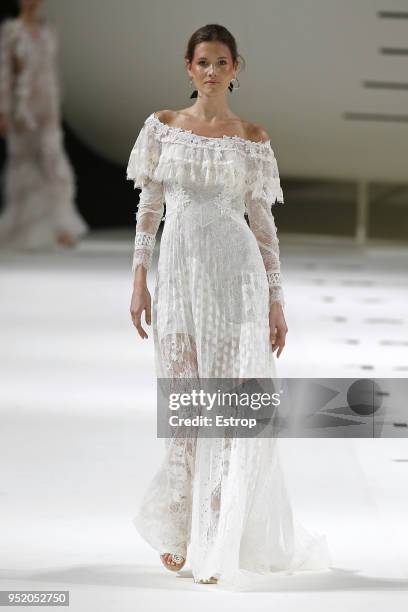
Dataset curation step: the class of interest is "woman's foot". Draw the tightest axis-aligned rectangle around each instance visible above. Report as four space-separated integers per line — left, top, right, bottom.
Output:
57 232 77 247
194 576 219 584
160 553 186 572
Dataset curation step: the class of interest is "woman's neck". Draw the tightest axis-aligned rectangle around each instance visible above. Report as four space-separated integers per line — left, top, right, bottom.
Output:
20 12 42 25
188 98 237 123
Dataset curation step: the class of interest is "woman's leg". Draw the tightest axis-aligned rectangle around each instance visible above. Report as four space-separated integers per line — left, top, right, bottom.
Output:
157 333 199 564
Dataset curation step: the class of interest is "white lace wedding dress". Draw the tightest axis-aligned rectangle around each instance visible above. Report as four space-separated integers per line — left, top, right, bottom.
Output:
127 111 331 587
0 18 88 250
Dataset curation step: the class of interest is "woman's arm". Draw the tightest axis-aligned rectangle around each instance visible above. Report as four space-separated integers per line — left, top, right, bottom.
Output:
132 178 165 281
0 20 37 132
246 192 284 308
245 128 288 356
245 128 285 309
129 178 164 340
127 117 165 339
46 21 61 122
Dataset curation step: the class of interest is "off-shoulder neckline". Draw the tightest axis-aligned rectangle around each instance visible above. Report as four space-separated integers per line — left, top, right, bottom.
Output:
147 112 272 148
13 16 48 28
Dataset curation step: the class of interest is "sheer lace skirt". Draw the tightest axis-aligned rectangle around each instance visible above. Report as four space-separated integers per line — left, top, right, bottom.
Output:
133 210 331 584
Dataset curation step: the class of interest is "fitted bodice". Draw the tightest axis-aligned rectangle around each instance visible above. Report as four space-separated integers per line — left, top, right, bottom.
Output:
126 111 286 308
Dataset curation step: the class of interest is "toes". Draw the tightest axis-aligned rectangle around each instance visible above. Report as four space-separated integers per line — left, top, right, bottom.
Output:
161 552 185 568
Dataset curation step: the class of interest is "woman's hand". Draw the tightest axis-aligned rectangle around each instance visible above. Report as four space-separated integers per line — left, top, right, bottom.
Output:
130 280 151 340
269 302 288 358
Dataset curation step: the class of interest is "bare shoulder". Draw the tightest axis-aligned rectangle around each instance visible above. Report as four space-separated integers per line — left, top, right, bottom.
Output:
153 109 177 125
244 121 270 143
153 110 270 142
154 108 197 128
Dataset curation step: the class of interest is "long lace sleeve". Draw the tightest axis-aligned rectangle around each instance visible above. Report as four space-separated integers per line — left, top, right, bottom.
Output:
46 22 62 122
0 20 12 117
245 144 285 309
126 117 165 276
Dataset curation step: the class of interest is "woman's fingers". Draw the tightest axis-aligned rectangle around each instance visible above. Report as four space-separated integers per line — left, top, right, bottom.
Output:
270 321 288 358
270 326 279 352
145 301 151 326
275 331 286 358
130 303 146 339
135 316 148 339
270 325 276 346
136 318 147 339
131 309 150 338
130 288 151 339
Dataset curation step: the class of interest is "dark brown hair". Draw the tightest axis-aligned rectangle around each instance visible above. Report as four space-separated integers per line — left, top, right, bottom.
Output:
184 24 245 95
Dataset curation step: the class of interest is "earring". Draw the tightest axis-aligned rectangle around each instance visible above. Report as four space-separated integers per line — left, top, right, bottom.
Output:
229 76 240 92
189 77 198 99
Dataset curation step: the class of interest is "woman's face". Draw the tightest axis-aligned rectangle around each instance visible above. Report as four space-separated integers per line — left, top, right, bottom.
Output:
187 41 237 96
19 0 43 15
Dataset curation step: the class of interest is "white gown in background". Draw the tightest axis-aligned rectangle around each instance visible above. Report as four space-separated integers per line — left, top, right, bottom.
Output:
0 18 88 250
127 112 332 587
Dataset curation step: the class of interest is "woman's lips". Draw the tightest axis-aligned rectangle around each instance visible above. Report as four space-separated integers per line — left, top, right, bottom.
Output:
205 81 218 84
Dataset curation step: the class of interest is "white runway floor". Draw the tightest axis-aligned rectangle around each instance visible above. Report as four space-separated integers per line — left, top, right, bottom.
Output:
0 229 407 610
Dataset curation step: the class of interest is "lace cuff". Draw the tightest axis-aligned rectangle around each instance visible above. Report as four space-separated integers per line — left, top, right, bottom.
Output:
132 231 156 273
267 271 285 308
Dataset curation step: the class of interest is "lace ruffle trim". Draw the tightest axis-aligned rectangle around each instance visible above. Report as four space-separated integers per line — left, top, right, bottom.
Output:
246 161 284 205
146 112 273 153
126 113 285 205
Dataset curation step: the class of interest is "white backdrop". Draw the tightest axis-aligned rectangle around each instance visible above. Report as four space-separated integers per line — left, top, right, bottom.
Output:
44 0 406 182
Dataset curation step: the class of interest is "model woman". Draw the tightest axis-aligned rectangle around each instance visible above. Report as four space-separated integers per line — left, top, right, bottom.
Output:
127 24 331 587
0 0 88 250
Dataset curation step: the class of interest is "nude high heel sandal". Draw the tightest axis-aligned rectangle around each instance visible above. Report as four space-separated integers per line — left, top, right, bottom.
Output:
160 553 186 572
194 576 219 584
